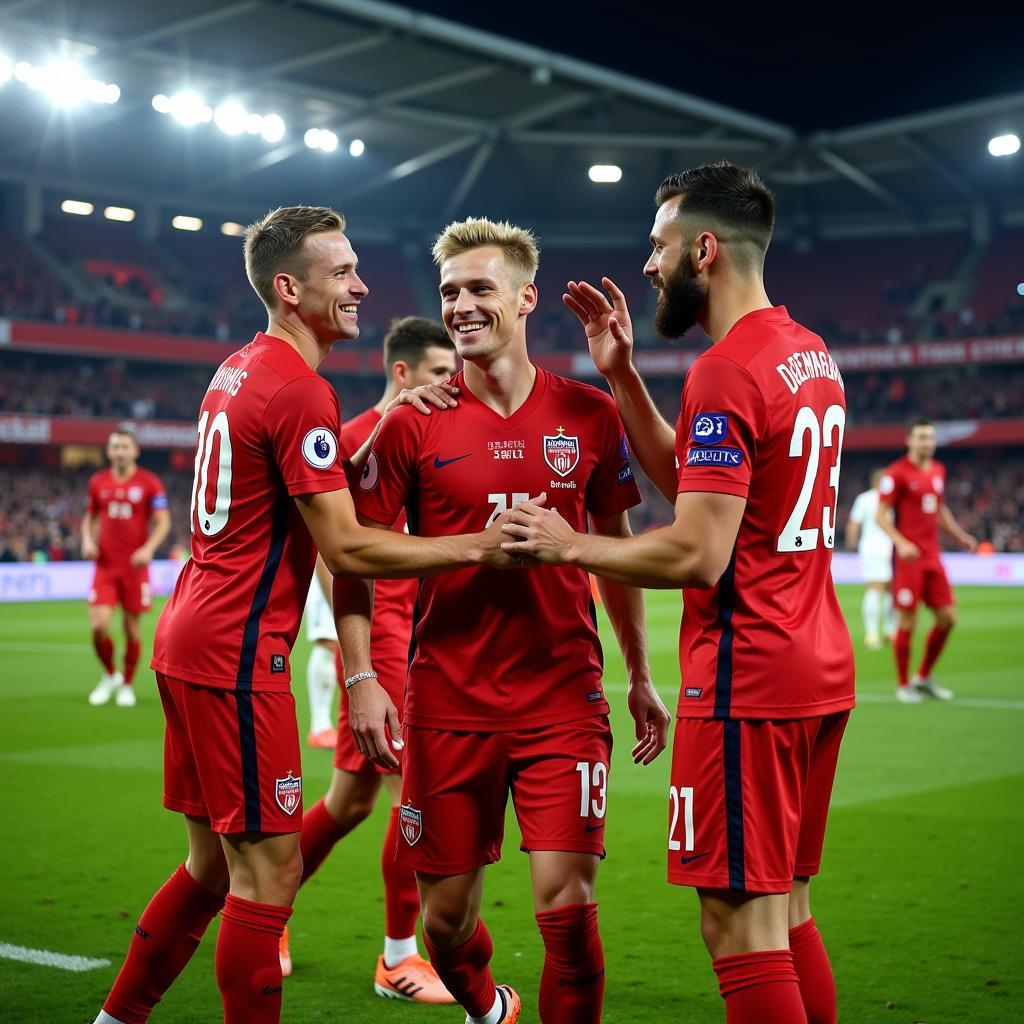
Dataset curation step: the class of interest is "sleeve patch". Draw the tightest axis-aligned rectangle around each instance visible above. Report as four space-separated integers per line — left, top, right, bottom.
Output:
151 494 169 510
302 427 339 470
359 451 380 491
690 413 729 445
879 474 895 495
685 446 744 468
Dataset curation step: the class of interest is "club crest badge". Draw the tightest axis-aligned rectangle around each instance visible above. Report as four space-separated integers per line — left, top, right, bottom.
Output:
128 486 143 503
301 426 338 470
543 426 580 478
690 413 729 446
399 803 423 846
274 772 302 816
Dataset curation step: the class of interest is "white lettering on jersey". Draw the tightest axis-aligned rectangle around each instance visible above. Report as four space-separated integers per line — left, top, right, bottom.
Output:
775 349 844 395
207 366 249 397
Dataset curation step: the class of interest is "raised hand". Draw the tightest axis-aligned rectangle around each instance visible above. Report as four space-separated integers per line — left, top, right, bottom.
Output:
563 277 635 378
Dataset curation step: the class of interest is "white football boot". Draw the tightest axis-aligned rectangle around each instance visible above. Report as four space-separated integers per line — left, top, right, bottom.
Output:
115 684 137 707
89 670 124 706
911 674 954 701
895 684 923 704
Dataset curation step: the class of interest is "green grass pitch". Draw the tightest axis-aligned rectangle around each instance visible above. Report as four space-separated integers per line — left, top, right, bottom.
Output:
0 586 1021 1023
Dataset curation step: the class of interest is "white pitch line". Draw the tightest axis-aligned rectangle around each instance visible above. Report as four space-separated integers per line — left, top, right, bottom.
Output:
0 942 110 972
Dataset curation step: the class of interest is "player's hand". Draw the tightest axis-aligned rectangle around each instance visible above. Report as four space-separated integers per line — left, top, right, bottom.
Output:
627 680 671 765
501 495 576 565
82 538 99 560
386 382 459 417
348 677 402 769
563 277 634 379
477 494 547 568
896 538 920 560
963 533 979 553
129 547 152 567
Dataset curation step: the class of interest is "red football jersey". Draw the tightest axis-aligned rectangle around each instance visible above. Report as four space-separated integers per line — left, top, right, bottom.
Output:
353 366 640 731
152 333 348 692
87 467 168 565
338 407 417 666
674 306 855 720
878 456 946 558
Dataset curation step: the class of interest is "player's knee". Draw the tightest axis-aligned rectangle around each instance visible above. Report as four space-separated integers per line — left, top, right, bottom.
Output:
323 787 374 830
421 901 476 950
534 875 595 912
187 852 230 896
699 903 730 957
936 607 956 631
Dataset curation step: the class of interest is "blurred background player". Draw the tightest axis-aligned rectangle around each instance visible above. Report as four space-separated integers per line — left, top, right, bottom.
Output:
303 574 340 749
283 316 457 1003
336 218 670 1024
877 417 978 703
846 469 895 649
82 427 170 707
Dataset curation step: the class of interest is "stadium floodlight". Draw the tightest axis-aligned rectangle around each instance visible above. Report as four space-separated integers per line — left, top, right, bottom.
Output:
152 93 170 113
0 55 12 84
172 215 203 232
104 206 135 222
304 128 322 149
305 128 337 152
988 133 1020 157
349 138 365 157
61 199 93 216
168 90 212 127
221 222 244 237
261 113 285 143
214 101 248 136
588 164 622 183
245 112 264 135
1018 283 1024 297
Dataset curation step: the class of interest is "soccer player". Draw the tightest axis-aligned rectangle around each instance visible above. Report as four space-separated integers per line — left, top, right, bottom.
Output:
846 469 895 650
82 428 170 707
333 217 671 1024
876 418 978 703
302 574 340 748
503 163 855 1024
92 206 517 1024
284 316 458 1002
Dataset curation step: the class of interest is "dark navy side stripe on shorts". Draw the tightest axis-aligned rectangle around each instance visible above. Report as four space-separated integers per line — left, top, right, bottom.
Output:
723 719 745 890
233 486 290 833
713 551 738 719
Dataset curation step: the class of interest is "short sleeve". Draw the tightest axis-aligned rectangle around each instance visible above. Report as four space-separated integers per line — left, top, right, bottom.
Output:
351 407 420 528
150 475 169 512
585 398 641 517
87 477 101 515
877 467 898 506
675 355 766 499
264 376 349 497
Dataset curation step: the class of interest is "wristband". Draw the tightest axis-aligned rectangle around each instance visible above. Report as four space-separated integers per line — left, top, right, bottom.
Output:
344 670 377 690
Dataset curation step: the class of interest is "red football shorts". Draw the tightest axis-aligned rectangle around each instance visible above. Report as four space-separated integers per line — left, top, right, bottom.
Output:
667 712 849 893
893 555 954 611
332 644 406 776
395 715 613 876
158 673 303 835
89 564 152 613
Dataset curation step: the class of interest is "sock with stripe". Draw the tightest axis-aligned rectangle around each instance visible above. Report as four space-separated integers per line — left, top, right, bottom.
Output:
423 918 497 1019
215 894 291 1024
789 917 837 1024
713 948 808 1024
298 798 353 884
894 628 912 687
536 902 605 1023
100 863 224 1024
917 625 951 678
123 639 141 685
93 631 116 674
382 807 421 966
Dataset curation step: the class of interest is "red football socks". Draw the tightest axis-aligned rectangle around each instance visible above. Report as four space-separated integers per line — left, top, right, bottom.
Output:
382 807 420 940
423 917 497 1019
536 902 605 1023
123 638 141 685
102 864 224 1024
215 894 291 1024
789 917 837 1024
298 798 351 883
713 949 808 1024
917 625 951 678
94 632 116 674
894 628 912 687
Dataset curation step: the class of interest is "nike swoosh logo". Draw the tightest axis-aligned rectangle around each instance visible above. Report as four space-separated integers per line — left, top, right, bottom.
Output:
433 453 472 469
679 851 710 864
584 822 605 833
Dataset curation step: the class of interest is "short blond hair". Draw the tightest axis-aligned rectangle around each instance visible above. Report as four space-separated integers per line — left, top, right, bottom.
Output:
244 205 346 309
432 217 539 284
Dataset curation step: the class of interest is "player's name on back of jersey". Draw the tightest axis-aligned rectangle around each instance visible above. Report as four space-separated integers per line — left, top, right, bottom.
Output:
207 365 248 397
776 349 844 395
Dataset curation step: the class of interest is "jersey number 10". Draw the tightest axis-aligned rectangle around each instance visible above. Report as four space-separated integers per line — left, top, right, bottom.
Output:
776 404 845 553
189 410 233 537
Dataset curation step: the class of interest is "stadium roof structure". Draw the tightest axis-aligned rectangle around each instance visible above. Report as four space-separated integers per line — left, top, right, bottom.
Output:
2 0 1023 246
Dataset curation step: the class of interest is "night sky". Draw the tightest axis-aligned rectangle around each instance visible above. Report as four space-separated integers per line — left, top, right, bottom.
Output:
408 1 1024 133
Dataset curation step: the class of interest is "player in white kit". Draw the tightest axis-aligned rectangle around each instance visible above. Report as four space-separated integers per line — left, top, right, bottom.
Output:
304 576 339 747
846 470 895 650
